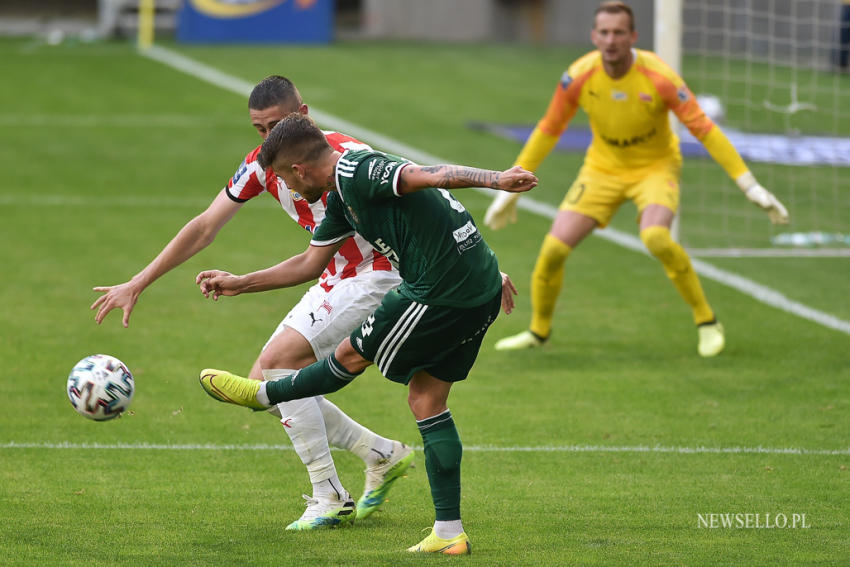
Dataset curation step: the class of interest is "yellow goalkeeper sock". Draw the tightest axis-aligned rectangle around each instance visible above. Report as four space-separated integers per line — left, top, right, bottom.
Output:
640 226 714 325
529 234 572 338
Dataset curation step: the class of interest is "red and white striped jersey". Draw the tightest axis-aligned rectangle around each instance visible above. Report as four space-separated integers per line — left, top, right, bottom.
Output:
225 131 397 291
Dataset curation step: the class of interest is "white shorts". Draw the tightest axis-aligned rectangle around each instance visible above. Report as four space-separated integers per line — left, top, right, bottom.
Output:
263 270 401 360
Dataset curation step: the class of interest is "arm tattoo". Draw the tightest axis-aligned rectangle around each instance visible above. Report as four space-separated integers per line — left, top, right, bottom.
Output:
420 165 500 188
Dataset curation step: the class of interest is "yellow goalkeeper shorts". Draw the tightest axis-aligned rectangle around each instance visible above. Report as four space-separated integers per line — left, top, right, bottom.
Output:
559 162 681 227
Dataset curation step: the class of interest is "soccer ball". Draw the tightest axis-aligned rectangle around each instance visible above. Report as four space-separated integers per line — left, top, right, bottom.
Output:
67 354 135 421
696 94 726 123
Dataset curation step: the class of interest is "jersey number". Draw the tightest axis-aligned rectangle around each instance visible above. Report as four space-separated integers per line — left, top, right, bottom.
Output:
361 315 375 337
565 183 586 205
374 238 400 267
437 188 466 213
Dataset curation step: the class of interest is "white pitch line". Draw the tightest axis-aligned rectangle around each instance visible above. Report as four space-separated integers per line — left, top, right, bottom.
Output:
138 45 850 337
689 247 850 258
2 441 849 456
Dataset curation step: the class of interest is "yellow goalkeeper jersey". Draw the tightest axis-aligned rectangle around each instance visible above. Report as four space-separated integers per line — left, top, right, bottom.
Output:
528 48 747 182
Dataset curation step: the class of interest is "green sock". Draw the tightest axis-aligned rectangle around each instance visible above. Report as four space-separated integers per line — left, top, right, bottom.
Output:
418 410 462 521
265 354 361 404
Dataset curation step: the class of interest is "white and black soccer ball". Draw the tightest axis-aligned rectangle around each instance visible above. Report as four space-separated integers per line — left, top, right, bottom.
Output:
67 354 134 421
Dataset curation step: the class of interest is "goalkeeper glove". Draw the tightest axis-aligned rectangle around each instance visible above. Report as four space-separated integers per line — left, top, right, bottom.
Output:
484 191 521 230
736 172 790 225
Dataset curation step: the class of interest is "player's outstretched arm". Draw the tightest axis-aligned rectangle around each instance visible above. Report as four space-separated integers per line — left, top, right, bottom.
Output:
91 190 242 327
197 242 341 300
398 164 537 195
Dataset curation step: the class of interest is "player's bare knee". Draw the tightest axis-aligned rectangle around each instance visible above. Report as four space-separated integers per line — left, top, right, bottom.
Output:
260 327 318 370
407 390 448 421
407 393 445 421
407 372 452 420
258 347 311 371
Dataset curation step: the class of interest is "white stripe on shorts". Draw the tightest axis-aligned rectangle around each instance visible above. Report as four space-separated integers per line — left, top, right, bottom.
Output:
375 301 428 376
374 302 421 366
379 305 428 376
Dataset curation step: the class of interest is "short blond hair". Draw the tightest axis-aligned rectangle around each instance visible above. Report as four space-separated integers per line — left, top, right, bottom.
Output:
594 1 635 31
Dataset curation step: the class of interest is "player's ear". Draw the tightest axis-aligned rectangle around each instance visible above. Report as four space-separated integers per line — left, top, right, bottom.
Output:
298 103 309 116
292 163 307 179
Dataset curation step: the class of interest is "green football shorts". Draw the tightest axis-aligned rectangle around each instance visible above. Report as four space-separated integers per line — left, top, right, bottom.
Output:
349 289 502 385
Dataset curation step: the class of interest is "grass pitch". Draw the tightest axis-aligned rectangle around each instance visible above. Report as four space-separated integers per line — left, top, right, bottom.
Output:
0 37 848 566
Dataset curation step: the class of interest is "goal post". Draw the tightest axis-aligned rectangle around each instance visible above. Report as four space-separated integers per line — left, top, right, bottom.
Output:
654 0 683 241
654 0 682 75
137 0 155 49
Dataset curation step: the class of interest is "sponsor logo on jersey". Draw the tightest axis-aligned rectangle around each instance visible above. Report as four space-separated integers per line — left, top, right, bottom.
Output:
452 221 478 243
600 127 657 148
452 221 483 253
231 161 248 186
611 90 627 101
381 162 397 184
560 71 573 89
677 86 690 103
639 92 653 102
367 157 398 184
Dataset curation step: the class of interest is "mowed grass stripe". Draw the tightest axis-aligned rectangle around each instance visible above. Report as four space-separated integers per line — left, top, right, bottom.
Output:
4 441 849 455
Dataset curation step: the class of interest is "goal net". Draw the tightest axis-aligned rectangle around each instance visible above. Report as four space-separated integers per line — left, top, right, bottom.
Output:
669 0 850 256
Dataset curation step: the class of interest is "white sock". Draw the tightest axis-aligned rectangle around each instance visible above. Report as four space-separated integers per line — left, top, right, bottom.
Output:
316 396 395 465
256 382 270 407
259 368 297 406
313 477 346 501
434 519 464 540
263 372 345 498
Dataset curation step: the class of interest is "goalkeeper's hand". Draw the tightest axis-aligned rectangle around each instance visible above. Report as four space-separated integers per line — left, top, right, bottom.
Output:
484 191 521 230
736 172 790 225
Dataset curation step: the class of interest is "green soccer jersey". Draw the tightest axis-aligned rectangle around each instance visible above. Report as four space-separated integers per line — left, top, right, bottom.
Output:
311 149 501 307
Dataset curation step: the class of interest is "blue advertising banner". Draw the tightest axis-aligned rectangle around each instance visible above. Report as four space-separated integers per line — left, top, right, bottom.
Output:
177 0 333 44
